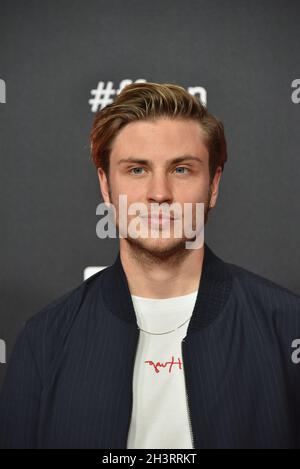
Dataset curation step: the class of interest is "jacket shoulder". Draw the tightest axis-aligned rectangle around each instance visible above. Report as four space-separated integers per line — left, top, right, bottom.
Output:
20 267 109 382
225 260 300 317
26 267 108 329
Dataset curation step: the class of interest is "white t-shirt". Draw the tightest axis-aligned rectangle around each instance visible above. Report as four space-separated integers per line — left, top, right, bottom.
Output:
126 290 198 449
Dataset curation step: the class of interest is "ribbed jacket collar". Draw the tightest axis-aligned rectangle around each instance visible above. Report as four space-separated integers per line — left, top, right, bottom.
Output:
101 242 233 332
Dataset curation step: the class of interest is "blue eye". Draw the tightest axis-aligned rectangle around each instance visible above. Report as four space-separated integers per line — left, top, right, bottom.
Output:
175 167 189 174
129 166 190 175
130 167 145 175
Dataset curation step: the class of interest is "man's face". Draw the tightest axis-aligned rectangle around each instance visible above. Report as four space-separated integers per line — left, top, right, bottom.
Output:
98 117 222 258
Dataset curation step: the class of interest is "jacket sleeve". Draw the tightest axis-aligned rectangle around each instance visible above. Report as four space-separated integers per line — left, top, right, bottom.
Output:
0 322 42 448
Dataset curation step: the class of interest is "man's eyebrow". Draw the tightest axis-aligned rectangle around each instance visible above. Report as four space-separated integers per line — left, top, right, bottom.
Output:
117 155 204 166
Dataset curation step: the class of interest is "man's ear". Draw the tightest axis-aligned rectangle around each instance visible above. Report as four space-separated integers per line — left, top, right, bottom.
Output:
209 166 222 209
97 167 111 205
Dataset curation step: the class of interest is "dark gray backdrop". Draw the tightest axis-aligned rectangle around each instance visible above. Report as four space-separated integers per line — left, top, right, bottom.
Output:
0 0 299 387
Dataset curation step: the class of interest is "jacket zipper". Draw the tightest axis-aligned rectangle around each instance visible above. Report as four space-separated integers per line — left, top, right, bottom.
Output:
126 330 195 449
182 339 195 449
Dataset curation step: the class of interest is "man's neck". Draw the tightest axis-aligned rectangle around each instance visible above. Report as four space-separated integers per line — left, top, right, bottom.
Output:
119 240 204 299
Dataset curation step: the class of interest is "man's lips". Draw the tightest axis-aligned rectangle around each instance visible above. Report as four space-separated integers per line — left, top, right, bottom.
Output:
140 214 176 220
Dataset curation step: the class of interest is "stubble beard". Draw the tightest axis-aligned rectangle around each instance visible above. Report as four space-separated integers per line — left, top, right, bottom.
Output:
107 185 212 267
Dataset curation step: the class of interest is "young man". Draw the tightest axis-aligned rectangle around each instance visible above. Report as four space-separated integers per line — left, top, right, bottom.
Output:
0 83 299 449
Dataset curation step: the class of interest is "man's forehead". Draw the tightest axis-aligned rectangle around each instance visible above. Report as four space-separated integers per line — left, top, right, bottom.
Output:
110 120 209 164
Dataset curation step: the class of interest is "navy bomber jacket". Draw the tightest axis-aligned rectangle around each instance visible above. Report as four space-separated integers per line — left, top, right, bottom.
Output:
0 243 300 448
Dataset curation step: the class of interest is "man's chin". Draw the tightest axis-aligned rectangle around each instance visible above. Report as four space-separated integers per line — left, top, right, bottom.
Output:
123 235 192 260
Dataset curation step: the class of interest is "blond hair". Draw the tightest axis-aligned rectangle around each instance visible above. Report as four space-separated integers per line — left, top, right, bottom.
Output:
90 82 227 182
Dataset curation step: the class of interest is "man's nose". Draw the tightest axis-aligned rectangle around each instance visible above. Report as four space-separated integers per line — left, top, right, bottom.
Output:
146 172 173 204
